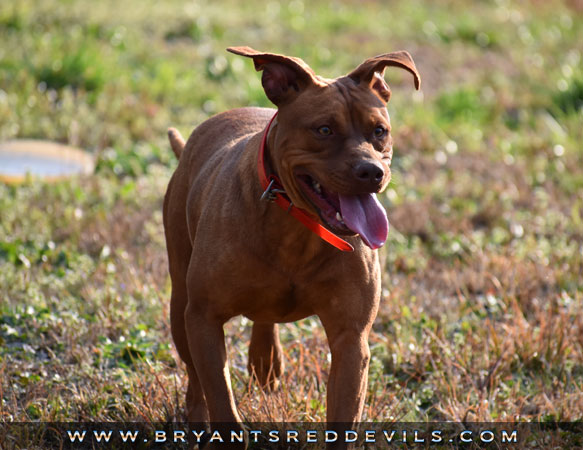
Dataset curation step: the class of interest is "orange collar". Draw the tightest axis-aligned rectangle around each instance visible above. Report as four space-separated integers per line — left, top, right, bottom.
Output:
257 112 354 252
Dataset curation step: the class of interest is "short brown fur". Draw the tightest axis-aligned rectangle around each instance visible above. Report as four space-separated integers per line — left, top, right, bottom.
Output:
163 47 419 449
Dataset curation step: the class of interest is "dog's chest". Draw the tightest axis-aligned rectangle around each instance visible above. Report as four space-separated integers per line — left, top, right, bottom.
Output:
238 272 320 323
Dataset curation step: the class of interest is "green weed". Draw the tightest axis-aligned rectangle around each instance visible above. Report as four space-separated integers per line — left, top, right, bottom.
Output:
0 0 582 434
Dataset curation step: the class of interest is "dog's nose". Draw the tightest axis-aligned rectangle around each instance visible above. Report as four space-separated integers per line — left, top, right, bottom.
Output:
353 161 384 189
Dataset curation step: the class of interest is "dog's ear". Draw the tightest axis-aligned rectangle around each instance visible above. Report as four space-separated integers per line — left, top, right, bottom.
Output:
227 46 319 106
347 51 421 102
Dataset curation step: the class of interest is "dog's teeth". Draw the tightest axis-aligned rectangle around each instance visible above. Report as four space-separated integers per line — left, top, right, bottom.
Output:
313 181 322 194
336 212 343 222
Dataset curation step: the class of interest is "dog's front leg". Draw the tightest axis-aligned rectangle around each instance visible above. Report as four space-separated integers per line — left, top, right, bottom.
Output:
325 327 371 423
184 303 245 448
185 312 240 421
320 317 373 450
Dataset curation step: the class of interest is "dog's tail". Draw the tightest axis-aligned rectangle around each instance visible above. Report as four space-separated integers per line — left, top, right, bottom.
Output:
167 127 186 159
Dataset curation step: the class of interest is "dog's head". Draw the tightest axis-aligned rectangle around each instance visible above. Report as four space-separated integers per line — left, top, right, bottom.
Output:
228 46 420 249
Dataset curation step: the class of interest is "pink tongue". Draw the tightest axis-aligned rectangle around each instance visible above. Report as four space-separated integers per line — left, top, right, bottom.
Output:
339 193 389 249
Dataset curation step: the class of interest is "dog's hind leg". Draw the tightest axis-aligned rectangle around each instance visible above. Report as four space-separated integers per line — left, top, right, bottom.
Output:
164 180 209 423
248 323 284 391
172 287 209 423
169 256 210 423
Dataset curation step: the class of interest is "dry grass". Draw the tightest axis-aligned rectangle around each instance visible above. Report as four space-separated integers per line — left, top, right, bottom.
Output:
1 2 582 446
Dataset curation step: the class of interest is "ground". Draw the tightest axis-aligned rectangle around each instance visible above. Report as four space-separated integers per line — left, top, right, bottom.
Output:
0 0 582 429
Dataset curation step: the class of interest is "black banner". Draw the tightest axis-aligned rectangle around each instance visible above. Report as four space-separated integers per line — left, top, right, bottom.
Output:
1 421 582 449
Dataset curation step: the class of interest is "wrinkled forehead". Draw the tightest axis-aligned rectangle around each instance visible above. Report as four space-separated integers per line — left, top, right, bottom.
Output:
282 77 390 126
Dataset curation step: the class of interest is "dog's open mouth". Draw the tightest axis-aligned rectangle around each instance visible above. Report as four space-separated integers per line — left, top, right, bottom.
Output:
296 173 389 249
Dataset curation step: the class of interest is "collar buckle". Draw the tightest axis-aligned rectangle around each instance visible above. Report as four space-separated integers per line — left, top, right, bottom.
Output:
260 178 286 202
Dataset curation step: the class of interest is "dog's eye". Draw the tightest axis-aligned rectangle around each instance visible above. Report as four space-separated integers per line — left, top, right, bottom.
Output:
374 126 386 138
317 126 332 136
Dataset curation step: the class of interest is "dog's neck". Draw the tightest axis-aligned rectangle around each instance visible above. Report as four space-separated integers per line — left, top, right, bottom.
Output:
262 118 278 181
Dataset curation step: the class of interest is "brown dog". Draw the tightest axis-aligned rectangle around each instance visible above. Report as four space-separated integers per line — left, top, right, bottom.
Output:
163 47 419 446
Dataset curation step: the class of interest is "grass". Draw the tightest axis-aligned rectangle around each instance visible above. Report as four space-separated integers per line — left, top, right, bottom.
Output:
1 0 582 435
